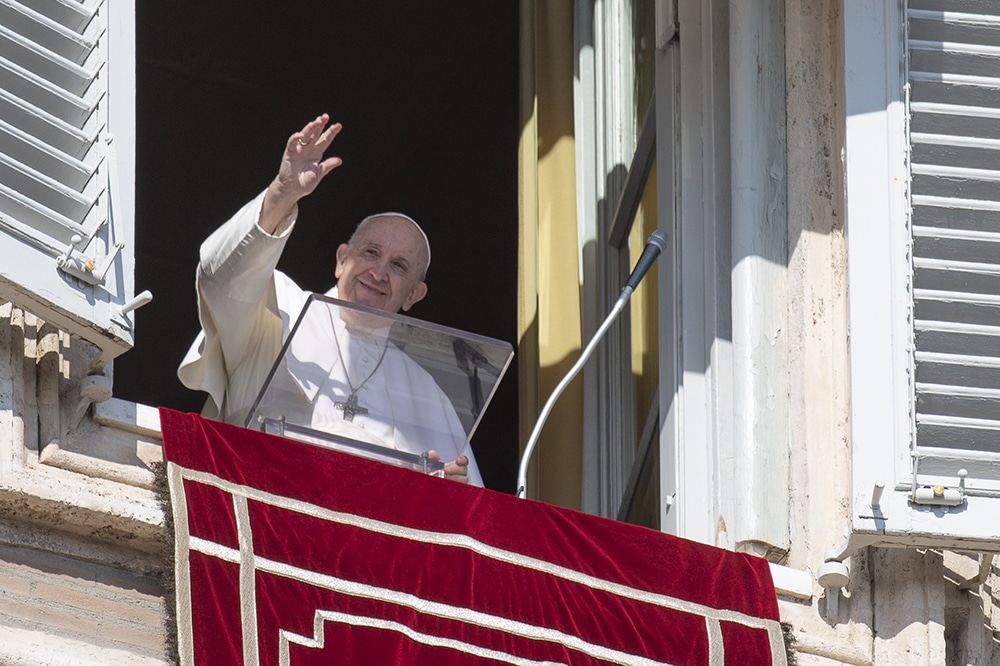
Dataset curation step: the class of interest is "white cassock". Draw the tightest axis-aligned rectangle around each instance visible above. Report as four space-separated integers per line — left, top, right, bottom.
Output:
177 191 484 486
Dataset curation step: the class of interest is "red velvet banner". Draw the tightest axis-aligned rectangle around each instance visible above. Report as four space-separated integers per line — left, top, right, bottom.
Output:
160 408 786 665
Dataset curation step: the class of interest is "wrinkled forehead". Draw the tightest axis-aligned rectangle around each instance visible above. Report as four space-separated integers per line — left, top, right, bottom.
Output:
353 213 431 272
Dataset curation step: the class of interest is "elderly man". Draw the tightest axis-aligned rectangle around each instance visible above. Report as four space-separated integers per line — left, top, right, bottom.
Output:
178 114 480 485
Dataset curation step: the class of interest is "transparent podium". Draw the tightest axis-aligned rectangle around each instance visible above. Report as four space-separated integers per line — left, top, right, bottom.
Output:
246 294 514 476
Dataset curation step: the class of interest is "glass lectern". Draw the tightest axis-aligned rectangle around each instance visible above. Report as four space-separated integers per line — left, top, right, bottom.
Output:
246 294 514 476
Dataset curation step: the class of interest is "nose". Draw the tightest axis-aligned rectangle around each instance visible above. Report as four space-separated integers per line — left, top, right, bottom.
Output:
367 258 390 281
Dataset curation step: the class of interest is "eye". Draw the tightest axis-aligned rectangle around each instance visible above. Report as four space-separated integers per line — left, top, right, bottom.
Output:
392 260 408 274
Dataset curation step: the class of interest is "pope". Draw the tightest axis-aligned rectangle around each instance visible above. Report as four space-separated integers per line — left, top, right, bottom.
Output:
178 114 480 485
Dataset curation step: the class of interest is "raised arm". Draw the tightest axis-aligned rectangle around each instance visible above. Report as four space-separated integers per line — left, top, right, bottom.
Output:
259 114 344 234
180 115 345 422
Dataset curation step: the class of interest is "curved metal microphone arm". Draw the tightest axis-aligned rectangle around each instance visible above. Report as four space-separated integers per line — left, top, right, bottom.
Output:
515 288 633 499
515 229 667 499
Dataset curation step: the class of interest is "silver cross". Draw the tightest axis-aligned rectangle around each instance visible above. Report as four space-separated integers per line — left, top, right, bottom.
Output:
334 393 368 422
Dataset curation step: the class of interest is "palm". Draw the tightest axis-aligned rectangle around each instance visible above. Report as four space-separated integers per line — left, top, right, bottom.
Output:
277 114 343 198
257 114 344 234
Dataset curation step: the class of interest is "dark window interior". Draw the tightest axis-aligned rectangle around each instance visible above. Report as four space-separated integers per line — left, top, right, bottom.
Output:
116 3 521 492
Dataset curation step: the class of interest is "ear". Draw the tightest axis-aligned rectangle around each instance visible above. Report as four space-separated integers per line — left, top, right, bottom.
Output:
334 243 350 279
401 280 428 311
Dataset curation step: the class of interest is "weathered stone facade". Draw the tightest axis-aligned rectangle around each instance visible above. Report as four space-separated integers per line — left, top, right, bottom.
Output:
0 304 168 664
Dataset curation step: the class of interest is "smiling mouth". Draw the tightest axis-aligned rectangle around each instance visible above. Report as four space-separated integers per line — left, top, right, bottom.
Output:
358 281 387 297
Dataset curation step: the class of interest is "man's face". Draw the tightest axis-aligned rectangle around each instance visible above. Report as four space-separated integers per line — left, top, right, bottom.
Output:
335 216 429 313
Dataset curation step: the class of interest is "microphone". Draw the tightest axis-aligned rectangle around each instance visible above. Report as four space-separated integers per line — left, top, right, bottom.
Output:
516 229 668 498
453 339 494 374
623 230 667 294
453 339 494 418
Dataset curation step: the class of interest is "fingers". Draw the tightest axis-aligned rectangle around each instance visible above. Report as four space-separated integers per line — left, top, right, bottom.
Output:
290 114 341 153
426 451 469 484
266 114 344 220
274 114 344 195
445 466 469 484
292 114 328 145
317 121 342 149
443 455 470 484
317 155 343 177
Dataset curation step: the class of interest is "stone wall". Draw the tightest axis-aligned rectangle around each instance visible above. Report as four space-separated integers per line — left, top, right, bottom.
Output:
0 303 170 665
0 541 167 665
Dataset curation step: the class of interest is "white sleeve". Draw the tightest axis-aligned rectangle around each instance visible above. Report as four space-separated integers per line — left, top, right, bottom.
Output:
177 191 297 420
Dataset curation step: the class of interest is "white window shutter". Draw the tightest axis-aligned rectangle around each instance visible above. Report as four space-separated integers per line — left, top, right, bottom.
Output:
909 3 1000 492
0 0 137 364
846 0 1000 545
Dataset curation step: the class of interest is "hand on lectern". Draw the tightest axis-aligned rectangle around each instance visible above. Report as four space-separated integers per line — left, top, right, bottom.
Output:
429 450 470 485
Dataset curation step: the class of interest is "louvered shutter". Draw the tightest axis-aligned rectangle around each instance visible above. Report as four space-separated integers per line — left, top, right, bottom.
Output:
909 1 1000 494
0 0 136 363
845 0 1000 545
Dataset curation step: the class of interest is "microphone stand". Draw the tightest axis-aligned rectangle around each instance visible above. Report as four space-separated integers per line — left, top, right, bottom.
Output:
516 230 667 499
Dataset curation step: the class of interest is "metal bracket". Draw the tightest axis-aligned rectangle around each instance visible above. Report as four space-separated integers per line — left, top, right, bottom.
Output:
56 234 125 286
259 415 286 437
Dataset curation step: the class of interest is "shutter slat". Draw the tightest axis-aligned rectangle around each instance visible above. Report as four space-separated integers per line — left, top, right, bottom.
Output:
907 445 1000 492
0 87 94 159
0 152 100 225
912 175 1000 202
0 24 99 96
913 230 1000 263
910 79 1000 108
0 0 97 64
915 328 1000 359
916 422 1000 454
16 0 97 34
0 57 96 126
0 183 87 249
0 117 92 188
910 1 1000 18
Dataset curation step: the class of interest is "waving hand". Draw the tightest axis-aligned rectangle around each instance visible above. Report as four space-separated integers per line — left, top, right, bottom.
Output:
259 114 343 233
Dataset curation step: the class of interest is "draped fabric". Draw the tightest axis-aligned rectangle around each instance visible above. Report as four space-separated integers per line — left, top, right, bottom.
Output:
518 0 585 507
161 408 786 665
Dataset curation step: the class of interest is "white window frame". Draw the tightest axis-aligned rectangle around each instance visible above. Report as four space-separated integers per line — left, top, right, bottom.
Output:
661 0 732 548
574 0 647 517
844 0 1000 548
661 0 791 559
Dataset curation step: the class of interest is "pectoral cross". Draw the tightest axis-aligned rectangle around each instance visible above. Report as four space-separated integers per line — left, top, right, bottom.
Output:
334 393 369 422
